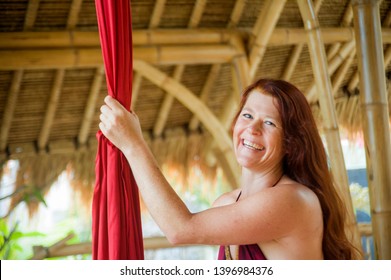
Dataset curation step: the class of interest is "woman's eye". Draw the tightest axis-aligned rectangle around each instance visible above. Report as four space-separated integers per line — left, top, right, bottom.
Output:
242 113 252 119
264 120 276 127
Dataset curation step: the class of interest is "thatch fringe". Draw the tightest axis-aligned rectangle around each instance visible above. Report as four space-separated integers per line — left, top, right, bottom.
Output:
9 153 71 218
2 130 222 217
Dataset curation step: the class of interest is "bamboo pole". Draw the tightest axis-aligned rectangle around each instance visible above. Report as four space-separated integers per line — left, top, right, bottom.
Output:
352 0 391 260
227 0 247 28
332 49 356 94
0 70 23 152
67 0 83 29
3 28 391 49
188 3 247 174
37 69 65 150
133 60 240 188
149 0 166 28
31 233 75 260
305 40 356 102
152 0 206 137
131 72 142 110
348 8 391 93
29 236 206 259
153 65 185 137
24 0 40 30
281 44 304 80
0 44 239 69
248 0 287 79
281 0 323 81
297 0 362 252
78 66 104 146
188 64 222 131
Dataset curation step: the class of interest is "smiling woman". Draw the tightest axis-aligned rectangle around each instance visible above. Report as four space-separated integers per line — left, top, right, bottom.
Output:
99 78 362 260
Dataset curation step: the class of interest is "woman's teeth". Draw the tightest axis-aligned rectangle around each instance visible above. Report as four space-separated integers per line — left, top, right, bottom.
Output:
243 139 265 151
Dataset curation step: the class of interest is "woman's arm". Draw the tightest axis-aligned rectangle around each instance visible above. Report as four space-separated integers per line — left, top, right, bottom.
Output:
99 96 310 245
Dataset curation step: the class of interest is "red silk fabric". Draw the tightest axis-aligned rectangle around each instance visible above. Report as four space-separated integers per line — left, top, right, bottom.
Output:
92 0 144 259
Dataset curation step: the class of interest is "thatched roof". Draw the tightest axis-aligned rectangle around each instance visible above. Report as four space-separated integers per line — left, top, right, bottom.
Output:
1 0 391 215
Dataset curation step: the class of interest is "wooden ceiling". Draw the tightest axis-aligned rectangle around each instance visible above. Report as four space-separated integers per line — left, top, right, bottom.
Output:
1 0 391 192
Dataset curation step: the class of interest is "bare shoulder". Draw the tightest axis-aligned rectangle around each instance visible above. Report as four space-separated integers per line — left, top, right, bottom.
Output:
271 177 321 209
265 177 323 225
212 188 242 208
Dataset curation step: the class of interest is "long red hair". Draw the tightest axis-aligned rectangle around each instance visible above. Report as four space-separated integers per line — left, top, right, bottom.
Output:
231 78 361 260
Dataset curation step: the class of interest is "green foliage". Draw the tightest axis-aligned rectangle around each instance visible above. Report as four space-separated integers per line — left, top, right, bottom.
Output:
0 219 45 260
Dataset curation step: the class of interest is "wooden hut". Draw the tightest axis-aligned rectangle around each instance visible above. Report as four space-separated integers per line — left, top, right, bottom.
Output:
0 0 390 259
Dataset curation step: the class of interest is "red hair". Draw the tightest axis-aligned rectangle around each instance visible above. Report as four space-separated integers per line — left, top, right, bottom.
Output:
231 78 361 259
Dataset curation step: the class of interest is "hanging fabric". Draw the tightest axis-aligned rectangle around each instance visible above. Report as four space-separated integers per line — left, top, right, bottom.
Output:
92 0 144 260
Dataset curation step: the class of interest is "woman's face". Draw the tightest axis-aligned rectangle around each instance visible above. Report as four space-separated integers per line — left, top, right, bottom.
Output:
233 89 285 171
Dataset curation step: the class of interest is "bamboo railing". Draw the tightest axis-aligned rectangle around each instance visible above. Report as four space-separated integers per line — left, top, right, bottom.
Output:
30 223 374 260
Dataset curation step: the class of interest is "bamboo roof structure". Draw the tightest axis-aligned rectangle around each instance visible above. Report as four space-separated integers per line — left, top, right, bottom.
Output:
1 0 391 258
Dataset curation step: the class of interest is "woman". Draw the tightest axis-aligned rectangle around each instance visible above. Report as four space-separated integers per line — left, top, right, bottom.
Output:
99 78 361 260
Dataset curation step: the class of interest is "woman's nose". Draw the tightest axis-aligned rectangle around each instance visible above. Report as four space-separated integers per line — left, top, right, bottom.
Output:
247 122 262 135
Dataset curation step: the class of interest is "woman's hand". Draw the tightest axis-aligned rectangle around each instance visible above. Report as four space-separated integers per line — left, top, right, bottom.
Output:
99 95 143 154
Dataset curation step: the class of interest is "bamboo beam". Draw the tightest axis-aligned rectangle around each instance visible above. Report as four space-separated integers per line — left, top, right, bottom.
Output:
332 49 356 94
188 0 207 28
149 0 166 28
190 1 247 171
131 72 142 110
349 46 391 92
153 65 185 137
37 70 65 150
231 36 251 94
281 0 323 81
352 0 391 260
3 28 391 49
248 0 287 79
24 0 40 30
78 67 104 146
29 236 205 259
306 40 356 102
67 0 83 29
0 44 239 70
31 233 75 260
348 9 391 93
227 0 247 28
133 60 240 187
327 4 354 61
152 0 207 137
188 64 222 130
306 3 355 101
282 44 304 81
200 36 250 188
297 0 362 252
0 70 23 152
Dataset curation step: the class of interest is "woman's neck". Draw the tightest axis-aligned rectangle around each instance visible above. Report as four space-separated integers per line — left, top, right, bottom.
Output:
240 167 284 197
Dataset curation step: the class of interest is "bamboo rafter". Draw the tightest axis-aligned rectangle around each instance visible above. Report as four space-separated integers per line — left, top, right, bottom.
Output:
0 70 23 152
133 60 240 188
67 0 83 29
193 3 252 172
77 66 104 146
37 69 65 150
248 0 287 79
24 0 40 30
152 0 206 137
281 0 323 81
